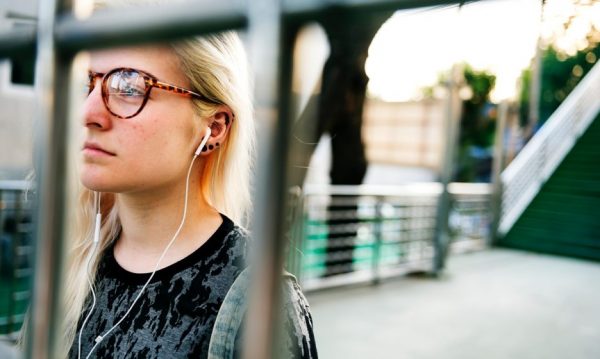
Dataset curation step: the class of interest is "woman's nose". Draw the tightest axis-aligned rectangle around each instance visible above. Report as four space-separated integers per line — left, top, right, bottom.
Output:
83 83 112 130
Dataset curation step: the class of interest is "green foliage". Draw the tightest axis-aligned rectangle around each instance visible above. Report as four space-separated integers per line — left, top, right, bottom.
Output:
518 68 531 128
519 39 600 129
539 45 600 123
455 65 497 182
420 64 498 182
463 65 496 105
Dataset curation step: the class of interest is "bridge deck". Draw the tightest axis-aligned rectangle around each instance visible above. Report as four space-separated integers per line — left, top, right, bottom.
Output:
308 248 600 359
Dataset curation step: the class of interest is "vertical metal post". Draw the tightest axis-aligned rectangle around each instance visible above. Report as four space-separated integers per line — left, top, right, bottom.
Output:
244 0 299 358
528 2 545 138
27 0 74 358
433 64 462 274
371 198 383 285
491 101 508 245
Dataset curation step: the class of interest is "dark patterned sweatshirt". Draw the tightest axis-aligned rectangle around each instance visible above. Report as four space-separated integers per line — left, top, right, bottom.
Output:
69 214 317 359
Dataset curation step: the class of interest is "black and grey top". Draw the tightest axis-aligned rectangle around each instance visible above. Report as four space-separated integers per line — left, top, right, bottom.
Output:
70 214 317 359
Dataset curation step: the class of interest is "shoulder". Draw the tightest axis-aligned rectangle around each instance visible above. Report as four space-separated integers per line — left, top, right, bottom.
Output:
212 214 251 258
209 271 318 359
279 273 319 359
223 221 251 247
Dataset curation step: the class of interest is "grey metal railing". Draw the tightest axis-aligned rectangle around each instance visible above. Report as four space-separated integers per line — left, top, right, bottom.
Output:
0 181 33 338
295 183 491 291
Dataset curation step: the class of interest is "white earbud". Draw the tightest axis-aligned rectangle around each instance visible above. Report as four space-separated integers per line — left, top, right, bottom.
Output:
93 192 101 243
195 127 212 156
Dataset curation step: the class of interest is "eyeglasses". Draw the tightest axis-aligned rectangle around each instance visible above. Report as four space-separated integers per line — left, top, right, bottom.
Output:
87 67 219 119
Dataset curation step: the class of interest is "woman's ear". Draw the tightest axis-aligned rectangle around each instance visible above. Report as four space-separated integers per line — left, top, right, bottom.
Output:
200 105 233 155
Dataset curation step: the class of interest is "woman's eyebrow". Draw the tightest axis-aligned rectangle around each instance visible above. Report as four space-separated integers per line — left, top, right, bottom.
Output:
139 68 160 79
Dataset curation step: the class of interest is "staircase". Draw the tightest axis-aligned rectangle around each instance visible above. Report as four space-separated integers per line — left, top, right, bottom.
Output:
497 61 600 260
501 114 600 260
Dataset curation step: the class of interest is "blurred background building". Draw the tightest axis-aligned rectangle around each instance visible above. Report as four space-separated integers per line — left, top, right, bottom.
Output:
0 0 36 180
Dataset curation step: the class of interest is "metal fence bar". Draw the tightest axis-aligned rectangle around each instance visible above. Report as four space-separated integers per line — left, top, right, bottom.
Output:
55 2 247 53
433 64 462 274
243 0 289 356
491 101 508 244
0 27 37 58
26 0 75 357
371 199 383 285
283 0 477 21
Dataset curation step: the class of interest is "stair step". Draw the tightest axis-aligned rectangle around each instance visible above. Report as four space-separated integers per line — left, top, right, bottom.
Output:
499 113 600 262
508 224 600 246
500 238 600 261
516 210 600 228
527 194 600 208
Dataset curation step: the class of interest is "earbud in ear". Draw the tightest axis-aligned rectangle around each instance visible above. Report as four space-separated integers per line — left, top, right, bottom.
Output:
195 127 212 156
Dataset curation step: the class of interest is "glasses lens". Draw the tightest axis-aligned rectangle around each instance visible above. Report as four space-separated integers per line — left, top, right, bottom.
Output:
105 69 147 118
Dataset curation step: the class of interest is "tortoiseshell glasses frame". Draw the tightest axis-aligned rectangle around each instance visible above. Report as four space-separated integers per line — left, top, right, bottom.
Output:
87 67 219 119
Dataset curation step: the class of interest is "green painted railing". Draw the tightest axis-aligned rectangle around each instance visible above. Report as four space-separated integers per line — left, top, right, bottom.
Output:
292 183 491 291
0 181 33 337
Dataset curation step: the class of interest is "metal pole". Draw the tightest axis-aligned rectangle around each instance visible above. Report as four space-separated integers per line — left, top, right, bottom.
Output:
433 64 462 274
27 0 74 357
244 0 295 357
372 198 383 285
55 2 246 52
491 101 508 245
527 0 545 139
283 0 479 23
0 26 36 59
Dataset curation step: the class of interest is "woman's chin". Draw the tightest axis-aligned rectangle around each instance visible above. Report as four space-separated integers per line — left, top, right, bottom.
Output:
80 173 118 193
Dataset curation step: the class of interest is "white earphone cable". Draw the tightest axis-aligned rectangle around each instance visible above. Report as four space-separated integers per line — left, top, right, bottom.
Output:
77 191 101 359
79 128 211 359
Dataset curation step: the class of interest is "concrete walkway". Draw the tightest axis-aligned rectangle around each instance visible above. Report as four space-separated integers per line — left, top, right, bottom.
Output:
307 248 600 359
0 340 19 359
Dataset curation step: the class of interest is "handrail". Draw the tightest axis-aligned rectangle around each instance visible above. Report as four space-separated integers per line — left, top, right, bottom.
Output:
298 182 492 291
0 180 31 191
499 61 600 235
304 182 492 197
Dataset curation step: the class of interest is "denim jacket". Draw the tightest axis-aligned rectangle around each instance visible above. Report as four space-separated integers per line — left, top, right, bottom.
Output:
208 269 318 359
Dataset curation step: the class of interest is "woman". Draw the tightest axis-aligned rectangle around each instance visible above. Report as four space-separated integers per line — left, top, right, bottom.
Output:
61 7 317 358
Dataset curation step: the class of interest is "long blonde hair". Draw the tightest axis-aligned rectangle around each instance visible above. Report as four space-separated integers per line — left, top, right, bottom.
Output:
59 25 254 358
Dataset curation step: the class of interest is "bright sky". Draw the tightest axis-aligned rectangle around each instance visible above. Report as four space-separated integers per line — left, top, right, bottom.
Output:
365 0 543 102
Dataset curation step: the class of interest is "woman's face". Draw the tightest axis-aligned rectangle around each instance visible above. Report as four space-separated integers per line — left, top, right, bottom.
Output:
80 45 202 194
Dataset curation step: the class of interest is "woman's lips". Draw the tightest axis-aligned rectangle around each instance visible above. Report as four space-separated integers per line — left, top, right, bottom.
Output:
82 142 116 156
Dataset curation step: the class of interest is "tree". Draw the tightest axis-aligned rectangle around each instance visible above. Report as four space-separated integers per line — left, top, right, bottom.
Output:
455 65 497 182
423 65 497 182
520 0 600 128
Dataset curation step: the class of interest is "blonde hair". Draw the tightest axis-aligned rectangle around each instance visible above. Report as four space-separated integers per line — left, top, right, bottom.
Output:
58 14 255 358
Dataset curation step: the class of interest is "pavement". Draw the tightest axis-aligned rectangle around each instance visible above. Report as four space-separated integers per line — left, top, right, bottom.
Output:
307 248 600 359
0 340 19 359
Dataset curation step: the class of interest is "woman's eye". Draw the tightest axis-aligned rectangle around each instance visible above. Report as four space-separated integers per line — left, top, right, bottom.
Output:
122 85 144 96
109 74 145 97
117 80 144 97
